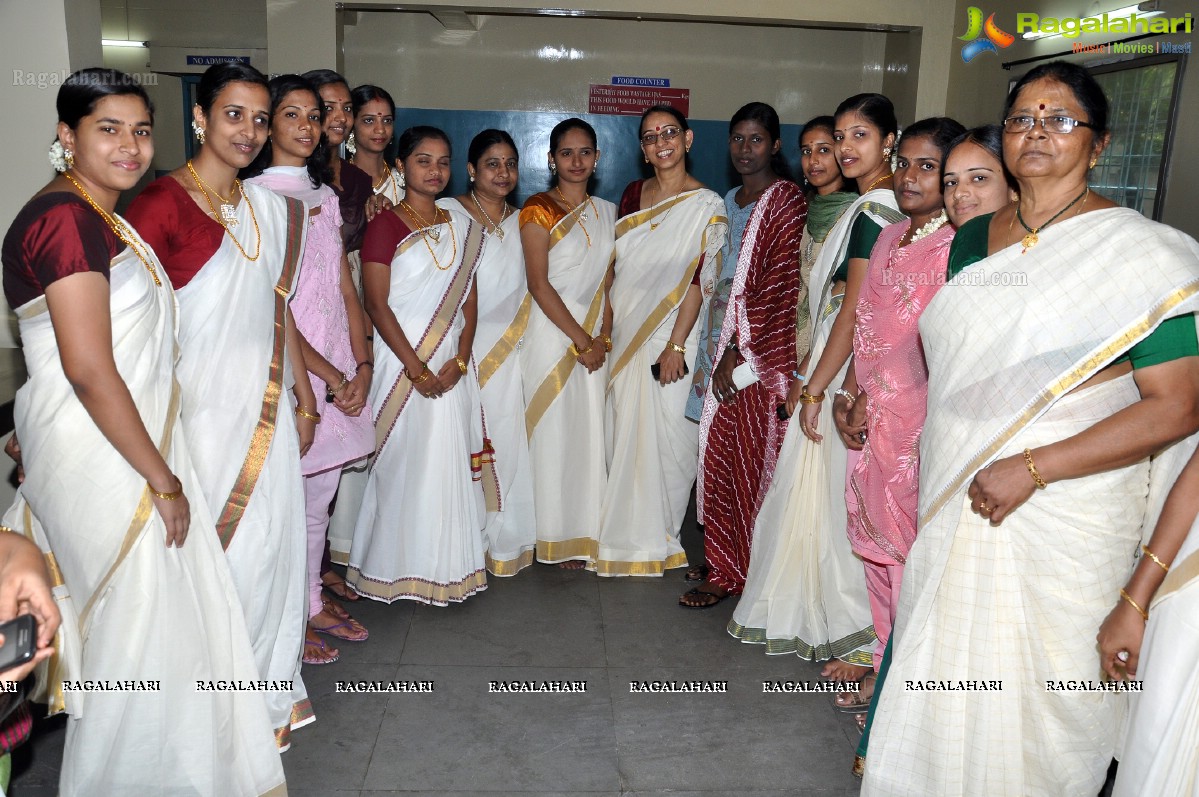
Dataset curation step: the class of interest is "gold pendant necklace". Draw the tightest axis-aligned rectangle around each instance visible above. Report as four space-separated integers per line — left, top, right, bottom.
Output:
554 186 596 247
186 160 238 226
401 200 443 243
401 201 456 270
186 160 261 261
1014 186 1088 254
647 181 687 231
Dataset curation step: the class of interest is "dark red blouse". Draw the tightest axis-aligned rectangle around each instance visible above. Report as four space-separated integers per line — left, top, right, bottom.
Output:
2 193 119 309
124 176 224 290
336 160 374 254
618 179 703 286
360 210 414 267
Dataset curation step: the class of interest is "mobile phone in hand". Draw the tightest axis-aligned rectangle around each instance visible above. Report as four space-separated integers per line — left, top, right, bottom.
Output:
650 362 689 381
0 615 37 672
776 404 790 420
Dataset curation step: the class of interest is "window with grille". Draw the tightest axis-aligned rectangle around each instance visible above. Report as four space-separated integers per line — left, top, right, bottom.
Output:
1088 55 1184 221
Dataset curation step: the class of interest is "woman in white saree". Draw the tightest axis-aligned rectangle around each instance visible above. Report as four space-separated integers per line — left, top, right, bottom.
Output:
442 129 535 576
520 118 616 567
126 62 313 749
731 106 902 671
348 126 489 604
596 106 725 576
3 68 283 795
863 62 1199 797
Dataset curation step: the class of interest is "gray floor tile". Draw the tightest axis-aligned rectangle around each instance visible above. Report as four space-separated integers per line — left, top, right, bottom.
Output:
607 667 861 793
283 662 397 791
363 665 618 792
399 568 606 667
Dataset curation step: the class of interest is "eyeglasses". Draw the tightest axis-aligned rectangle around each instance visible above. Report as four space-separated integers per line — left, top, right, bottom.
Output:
1002 115 1095 135
639 126 683 146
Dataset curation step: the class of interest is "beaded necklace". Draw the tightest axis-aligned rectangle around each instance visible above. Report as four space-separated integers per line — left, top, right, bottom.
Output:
470 191 510 240
186 160 261 261
62 173 161 287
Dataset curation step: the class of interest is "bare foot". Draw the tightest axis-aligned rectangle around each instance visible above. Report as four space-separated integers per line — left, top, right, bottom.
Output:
821 659 872 682
556 559 587 570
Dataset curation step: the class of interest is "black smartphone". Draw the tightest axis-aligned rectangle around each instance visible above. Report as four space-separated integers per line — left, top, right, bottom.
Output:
0 615 37 672
776 404 790 420
650 363 689 381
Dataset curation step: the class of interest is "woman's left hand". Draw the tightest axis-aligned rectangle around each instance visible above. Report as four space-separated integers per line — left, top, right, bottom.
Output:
967 454 1038 524
335 371 371 417
655 349 686 385
365 194 392 221
296 414 316 457
1097 600 1145 680
436 360 464 392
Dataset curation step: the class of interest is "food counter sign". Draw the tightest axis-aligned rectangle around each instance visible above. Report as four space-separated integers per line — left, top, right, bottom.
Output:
589 77 689 116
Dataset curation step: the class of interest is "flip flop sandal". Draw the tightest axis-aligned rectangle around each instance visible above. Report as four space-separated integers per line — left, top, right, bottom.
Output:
322 574 361 602
312 617 369 642
835 672 876 713
303 635 339 665
678 587 729 609
684 564 709 583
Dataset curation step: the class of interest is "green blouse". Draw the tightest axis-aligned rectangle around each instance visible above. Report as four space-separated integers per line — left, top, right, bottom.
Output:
946 213 1198 369
832 214 884 284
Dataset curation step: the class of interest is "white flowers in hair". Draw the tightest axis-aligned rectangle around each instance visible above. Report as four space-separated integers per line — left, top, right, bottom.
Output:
48 140 69 173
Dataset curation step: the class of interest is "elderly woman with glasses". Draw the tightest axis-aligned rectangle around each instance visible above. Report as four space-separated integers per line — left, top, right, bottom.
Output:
862 60 1199 797
593 105 727 577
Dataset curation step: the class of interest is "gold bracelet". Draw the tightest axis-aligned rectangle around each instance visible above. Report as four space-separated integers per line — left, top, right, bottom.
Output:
295 407 321 423
407 363 430 383
454 355 468 375
667 341 686 354
148 476 183 501
1141 544 1170 573
1119 588 1148 621
569 339 595 357
798 389 825 404
600 334 613 353
1023 448 1047 489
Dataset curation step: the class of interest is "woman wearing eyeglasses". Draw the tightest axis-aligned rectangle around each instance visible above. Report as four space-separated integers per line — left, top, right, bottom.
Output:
862 61 1199 797
593 105 726 576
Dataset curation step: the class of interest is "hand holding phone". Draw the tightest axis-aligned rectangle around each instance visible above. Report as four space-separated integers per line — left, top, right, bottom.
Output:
0 615 37 673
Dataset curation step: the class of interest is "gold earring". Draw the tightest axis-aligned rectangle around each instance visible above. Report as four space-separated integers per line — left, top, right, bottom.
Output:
191 120 206 144
549 162 557 175
1089 158 1098 169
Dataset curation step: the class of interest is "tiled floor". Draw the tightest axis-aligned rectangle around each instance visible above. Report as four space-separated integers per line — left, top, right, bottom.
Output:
9 517 865 796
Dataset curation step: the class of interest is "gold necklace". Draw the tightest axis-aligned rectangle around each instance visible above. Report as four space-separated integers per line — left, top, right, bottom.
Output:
186 161 261 261
863 172 892 194
401 201 456 270
374 168 400 203
647 181 688 231
470 191 510 240
400 200 444 243
186 160 238 226
1013 186 1088 254
63 172 162 287
554 186 597 247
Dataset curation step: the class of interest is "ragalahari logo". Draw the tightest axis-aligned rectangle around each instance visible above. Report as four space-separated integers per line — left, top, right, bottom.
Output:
959 7 1016 62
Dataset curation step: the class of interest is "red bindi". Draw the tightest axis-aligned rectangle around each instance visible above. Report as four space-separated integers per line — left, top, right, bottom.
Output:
1039 103 1046 110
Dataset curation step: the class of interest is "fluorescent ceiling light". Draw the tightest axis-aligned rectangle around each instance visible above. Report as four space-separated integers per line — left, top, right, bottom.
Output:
1022 3 1164 39
102 39 148 48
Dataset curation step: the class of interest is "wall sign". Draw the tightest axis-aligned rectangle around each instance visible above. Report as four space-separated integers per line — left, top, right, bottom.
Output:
588 83 690 116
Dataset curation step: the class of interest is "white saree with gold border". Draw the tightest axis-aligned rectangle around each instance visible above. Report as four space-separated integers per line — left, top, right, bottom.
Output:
594 188 725 575
347 208 489 604
173 183 311 746
729 190 901 662
863 207 1199 797
441 198 535 577
7 227 285 795
521 198 616 564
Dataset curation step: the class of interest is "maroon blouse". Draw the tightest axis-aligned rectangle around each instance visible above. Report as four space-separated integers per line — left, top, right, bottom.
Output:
360 210 414 266
2 193 119 309
335 160 374 254
124 176 224 290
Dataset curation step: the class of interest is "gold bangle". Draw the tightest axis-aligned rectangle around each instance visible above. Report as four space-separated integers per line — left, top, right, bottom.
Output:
148 476 183 501
1023 448 1047 489
798 389 825 404
667 341 686 354
600 334 613 353
454 355 468 375
1141 544 1170 573
1119 588 1149 621
569 339 595 357
407 363 430 383
295 407 321 423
